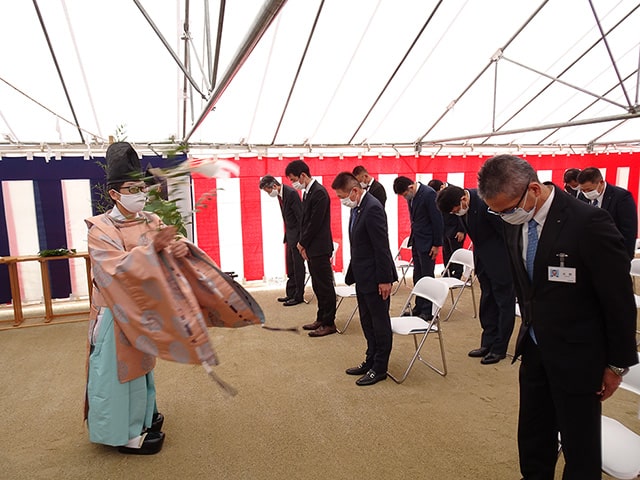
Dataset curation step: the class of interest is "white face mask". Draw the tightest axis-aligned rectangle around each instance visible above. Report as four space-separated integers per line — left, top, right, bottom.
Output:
292 181 304 191
582 189 599 200
360 182 368 189
118 192 147 213
570 185 580 191
341 197 358 209
268 189 279 198
455 206 468 216
500 193 537 225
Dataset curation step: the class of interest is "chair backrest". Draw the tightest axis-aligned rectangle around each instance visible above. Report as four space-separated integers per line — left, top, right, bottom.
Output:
620 352 640 396
631 258 640 277
448 247 475 270
395 236 411 259
411 277 450 310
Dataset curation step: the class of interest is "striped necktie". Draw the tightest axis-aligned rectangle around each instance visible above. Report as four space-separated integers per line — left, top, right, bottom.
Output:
526 219 538 281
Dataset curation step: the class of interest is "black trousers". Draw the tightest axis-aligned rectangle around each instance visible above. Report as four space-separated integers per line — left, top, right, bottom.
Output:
412 247 435 315
518 337 602 480
307 254 336 326
442 236 464 279
356 289 393 374
285 242 305 301
476 265 515 355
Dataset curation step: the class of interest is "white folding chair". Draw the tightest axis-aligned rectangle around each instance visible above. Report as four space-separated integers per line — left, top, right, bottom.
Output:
335 284 358 334
388 276 450 383
601 415 640 480
304 242 339 304
392 236 413 294
438 247 477 321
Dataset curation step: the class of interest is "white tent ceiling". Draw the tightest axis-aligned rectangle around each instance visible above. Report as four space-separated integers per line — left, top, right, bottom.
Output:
1 0 640 157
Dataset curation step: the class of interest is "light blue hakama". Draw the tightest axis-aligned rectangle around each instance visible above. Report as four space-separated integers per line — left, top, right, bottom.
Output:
87 309 157 446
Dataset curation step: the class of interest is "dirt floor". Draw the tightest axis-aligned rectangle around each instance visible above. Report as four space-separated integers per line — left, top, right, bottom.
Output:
1 283 638 480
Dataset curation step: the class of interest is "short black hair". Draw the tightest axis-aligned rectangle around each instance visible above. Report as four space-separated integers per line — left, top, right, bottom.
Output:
285 160 310 178
393 176 413 194
259 175 280 189
428 179 444 191
331 172 359 191
577 167 603 184
563 168 580 183
352 165 368 176
436 185 465 214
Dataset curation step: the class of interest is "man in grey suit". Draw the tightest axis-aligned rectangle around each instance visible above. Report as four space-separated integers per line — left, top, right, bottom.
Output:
331 172 397 386
259 175 305 306
478 154 638 480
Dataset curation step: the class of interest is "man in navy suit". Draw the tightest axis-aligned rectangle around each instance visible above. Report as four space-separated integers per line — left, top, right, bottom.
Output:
259 175 305 306
331 172 397 386
436 185 516 365
478 154 638 480
285 160 337 337
577 167 638 259
393 176 443 320
352 165 387 207
429 179 466 279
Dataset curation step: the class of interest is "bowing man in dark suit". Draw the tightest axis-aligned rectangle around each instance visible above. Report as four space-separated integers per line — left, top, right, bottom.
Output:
429 179 466 279
259 175 305 306
285 160 337 337
562 168 581 198
331 172 397 386
436 185 516 365
352 165 387 206
577 167 638 260
393 176 444 320
478 154 638 480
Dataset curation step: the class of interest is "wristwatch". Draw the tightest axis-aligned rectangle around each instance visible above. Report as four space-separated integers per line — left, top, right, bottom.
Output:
608 365 629 377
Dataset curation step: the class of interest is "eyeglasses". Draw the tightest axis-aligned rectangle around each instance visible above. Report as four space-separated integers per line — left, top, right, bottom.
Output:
487 185 529 217
121 184 147 194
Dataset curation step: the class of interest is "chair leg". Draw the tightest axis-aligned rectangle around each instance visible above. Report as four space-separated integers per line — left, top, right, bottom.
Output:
337 303 358 334
443 286 466 322
388 319 447 383
393 268 408 295
469 283 477 318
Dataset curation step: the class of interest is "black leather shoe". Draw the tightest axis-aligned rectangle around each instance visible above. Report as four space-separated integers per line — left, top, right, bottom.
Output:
283 298 303 307
481 352 507 365
118 432 165 455
345 362 369 376
468 347 490 358
277 296 291 302
356 369 388 386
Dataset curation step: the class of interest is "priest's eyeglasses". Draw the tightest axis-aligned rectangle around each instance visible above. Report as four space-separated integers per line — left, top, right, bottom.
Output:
121 184 147 194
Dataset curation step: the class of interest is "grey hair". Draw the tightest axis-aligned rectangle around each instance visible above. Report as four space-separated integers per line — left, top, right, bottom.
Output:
477 154 538 200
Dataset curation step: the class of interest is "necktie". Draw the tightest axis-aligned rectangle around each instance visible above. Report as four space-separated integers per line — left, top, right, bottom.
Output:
526 219 538 281
303 190 307 202
278 195 284 212
592 199 598 207
349 208 358 233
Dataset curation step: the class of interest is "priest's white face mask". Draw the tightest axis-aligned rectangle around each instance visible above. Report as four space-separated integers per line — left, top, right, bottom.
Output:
118 192 147 213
